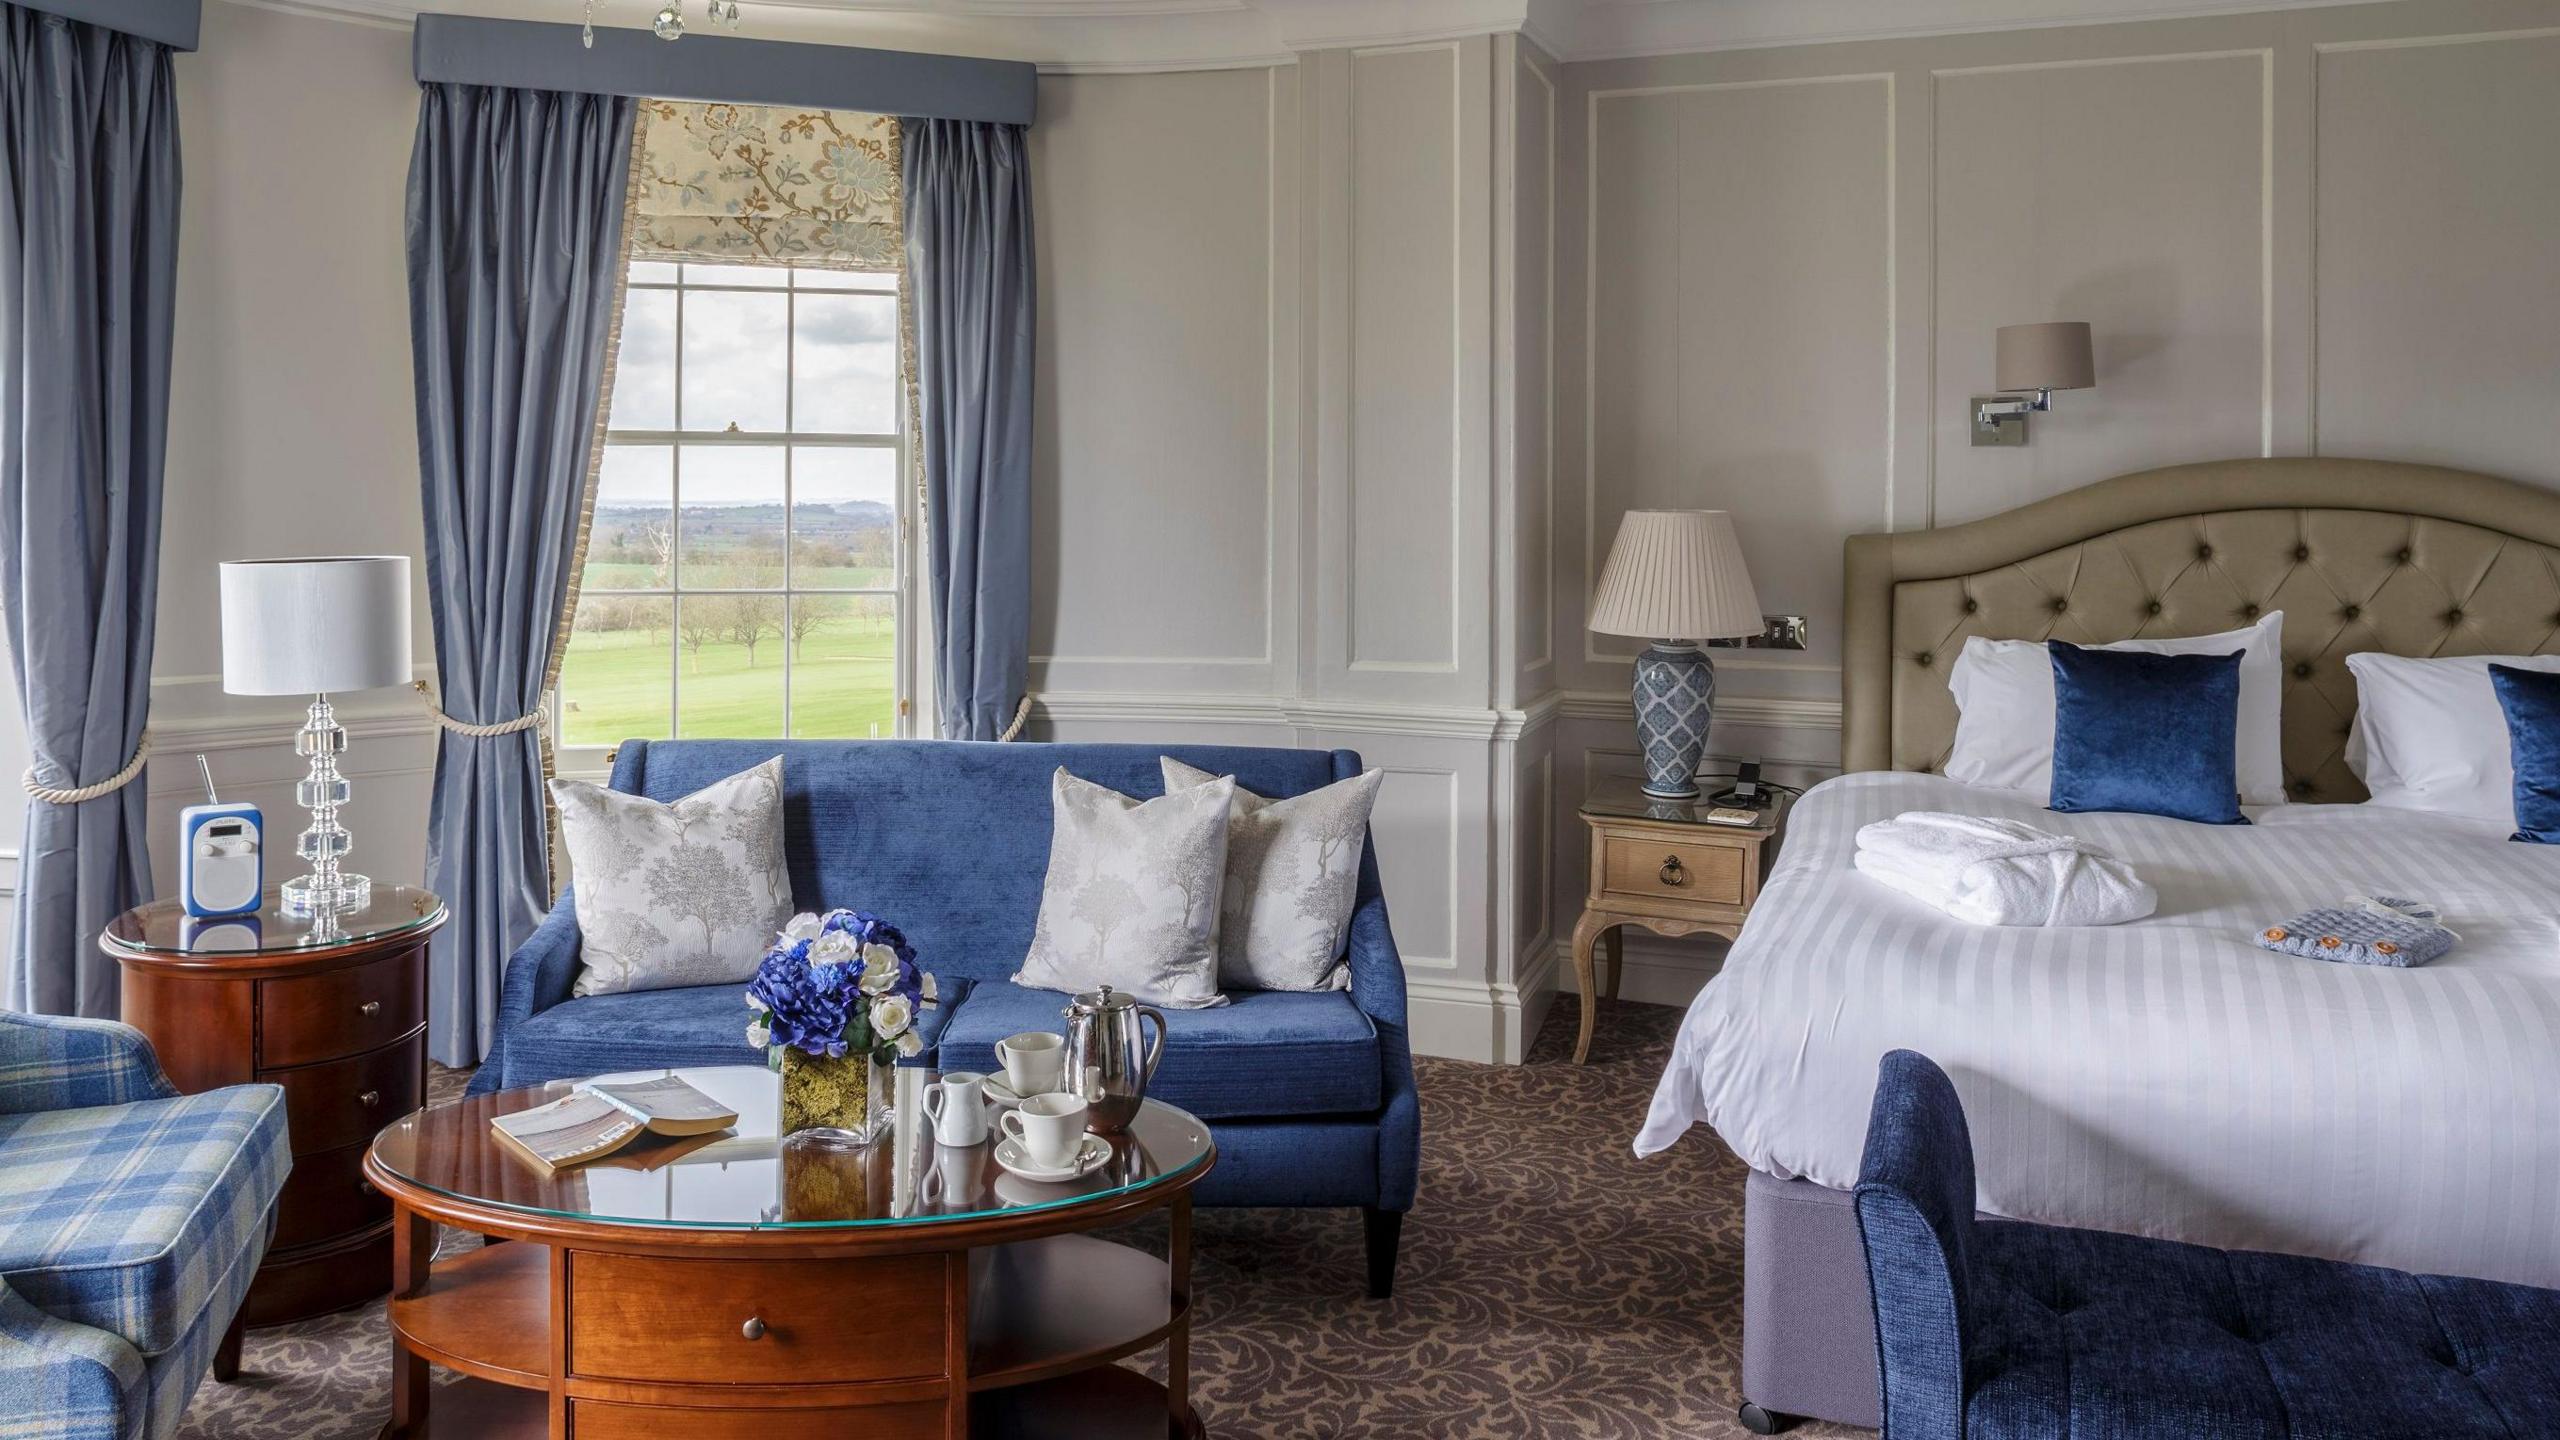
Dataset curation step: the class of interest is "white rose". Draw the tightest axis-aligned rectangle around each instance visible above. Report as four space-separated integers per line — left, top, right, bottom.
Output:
746 1021 770 1049
744 992 768 1012
869 994 913 1039
896 1030 924 1057
859 944 902 994
781 912 824 943
918 971 938 1004
809 930 860 966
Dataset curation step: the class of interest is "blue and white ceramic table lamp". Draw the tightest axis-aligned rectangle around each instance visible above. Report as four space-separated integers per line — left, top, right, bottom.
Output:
219 556 413 922
1587 510 1763 800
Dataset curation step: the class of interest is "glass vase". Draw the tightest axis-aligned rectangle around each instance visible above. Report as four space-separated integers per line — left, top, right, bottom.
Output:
779 1048 890 1145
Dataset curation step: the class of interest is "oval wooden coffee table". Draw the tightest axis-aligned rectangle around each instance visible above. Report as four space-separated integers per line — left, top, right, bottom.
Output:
365 1065 1213 1439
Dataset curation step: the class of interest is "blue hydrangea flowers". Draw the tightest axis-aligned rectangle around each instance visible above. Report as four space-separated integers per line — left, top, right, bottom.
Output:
745 909 937 1063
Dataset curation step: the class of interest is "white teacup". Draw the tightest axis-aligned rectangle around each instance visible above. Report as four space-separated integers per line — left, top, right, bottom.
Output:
1000 1092 1089 1169
996 1031 1066 1097
921 1071 990 1147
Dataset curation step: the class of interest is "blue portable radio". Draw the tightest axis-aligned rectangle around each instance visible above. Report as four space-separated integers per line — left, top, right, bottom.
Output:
179 756 263 918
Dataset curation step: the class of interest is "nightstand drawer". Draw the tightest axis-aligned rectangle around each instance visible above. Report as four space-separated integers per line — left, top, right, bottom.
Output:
257 951 422 1068
1601 835 1746 906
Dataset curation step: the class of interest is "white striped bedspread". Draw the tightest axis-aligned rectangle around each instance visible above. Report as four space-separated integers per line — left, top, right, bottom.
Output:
1636 770 2560 1288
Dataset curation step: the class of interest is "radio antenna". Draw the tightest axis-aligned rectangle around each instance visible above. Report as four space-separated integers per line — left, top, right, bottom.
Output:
197 755 219 806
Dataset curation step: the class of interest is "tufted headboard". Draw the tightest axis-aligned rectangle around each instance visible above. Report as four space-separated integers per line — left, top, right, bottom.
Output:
1840 458 2560 801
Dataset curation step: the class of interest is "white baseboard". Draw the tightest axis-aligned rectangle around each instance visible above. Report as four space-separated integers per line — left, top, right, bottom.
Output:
1550 929 1727 1009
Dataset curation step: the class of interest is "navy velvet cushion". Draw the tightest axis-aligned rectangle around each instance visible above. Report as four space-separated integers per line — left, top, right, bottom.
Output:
2047 643 2249 825
2490 663 2560 844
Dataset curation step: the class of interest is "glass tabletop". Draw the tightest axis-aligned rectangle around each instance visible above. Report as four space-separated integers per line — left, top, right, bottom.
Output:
101 884 446 956
368 1065 1215 1231
1579 774 1784 829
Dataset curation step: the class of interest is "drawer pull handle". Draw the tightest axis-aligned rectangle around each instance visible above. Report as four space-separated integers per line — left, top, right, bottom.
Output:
358 1001 382 1018
358 1090 381 1108
1659 855 1688 886
741 1316 768 1341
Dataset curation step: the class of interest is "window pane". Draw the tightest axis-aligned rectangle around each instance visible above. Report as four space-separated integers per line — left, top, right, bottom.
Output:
629 260 681 284
792 293 898 434
561 596 672 747
588 446 673 591
790 447 898 589
610 287 676 430
675 592 786 738
788 594 897 739
683 262 789 288
795 269 897 291
678 446 785 588
680 289 788 432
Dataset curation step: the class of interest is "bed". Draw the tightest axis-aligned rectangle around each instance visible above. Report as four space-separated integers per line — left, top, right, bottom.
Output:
1639 457 2560 1431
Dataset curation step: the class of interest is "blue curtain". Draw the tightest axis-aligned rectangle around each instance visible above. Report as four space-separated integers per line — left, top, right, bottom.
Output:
408 83 635 1065
0 6 179 1017
904 119 1034 741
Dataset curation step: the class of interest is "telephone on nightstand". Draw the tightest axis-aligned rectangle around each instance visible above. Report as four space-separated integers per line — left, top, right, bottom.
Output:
179 756 262 918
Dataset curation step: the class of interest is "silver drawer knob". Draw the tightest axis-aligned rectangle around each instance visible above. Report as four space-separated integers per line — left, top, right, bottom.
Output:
358 1090 381 1108
741 1316 767 1341
358 1000 381 1018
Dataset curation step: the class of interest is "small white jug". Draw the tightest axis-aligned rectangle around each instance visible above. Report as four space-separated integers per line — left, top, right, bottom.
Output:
921 1071 991 1147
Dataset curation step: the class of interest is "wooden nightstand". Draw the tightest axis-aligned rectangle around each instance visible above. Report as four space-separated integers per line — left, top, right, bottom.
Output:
1567 777 1789 1064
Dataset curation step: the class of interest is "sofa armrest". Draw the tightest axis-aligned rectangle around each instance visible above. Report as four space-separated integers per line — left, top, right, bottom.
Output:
1342 842 1418 1211
0 1013 178 1115
0 1277 143 1430
1852 1050 1978 1440
893 975 974 1070
477 892 585 1090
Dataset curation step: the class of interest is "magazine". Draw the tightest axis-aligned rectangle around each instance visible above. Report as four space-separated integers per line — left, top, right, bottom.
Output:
489 1075 739 1173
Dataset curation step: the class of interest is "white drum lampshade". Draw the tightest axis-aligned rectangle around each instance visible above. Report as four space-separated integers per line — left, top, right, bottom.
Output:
219 557 413 696
217 556 414 922
1587 510 1762 802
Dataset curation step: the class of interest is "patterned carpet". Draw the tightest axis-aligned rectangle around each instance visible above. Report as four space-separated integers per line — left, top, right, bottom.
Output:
177 1000 1861 1439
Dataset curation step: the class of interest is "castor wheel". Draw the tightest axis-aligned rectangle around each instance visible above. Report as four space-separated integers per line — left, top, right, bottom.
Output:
1736 1400 1797 1434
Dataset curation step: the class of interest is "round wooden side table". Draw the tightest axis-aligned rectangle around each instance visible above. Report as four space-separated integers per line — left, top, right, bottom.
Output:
366 1064 1215 1440
102 885 447 1329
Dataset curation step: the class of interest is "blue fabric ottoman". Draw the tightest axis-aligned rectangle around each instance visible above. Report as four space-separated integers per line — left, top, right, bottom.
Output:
1853 1049 2560 1440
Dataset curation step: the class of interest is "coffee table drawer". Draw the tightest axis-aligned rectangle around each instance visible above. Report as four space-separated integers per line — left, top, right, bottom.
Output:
569 1252 946 1384
257 952 422 1068
1600 835 1745 906
573 1400 945 1440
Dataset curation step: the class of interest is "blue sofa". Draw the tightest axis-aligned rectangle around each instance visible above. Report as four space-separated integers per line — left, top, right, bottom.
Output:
1853 1049 2560 1439
473 739 1420 1294
0 1013 289 1440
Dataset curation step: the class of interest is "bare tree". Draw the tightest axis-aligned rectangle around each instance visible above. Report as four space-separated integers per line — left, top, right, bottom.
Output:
789 600 831 661
727 594 786 668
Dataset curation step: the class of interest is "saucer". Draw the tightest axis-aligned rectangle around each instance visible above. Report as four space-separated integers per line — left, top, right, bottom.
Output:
992 1132 1109 1183
983 1077 1057 1108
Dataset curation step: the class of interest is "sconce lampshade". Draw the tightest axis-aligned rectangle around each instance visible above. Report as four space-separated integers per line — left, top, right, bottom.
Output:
1588 510 1762 642
219 556 414 696
1995 321 2095 393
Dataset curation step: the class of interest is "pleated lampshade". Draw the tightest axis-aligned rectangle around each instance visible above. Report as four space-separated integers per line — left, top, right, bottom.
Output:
1588 510 1762 642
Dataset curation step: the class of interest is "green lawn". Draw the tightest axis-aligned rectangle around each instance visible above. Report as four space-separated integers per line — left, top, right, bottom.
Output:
558 616 897 744
583 561 894 590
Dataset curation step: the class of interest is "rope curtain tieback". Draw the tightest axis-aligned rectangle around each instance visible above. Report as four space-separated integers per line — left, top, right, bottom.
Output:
998 693 1031 743
23 730 152 805
414 681 547 737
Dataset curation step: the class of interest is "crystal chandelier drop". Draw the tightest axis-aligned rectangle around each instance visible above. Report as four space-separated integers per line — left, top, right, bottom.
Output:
583 0 743 47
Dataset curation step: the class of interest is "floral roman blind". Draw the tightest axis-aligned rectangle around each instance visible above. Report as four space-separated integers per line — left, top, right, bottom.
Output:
630 101 901 268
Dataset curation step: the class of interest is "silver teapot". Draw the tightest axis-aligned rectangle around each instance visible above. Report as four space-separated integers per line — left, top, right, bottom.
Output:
1061 984 1165 1133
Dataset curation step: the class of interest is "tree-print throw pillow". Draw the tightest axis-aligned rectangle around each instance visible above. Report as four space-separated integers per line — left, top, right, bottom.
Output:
552 756 795 998
1160 758 1383 992
1013 768 1236 1009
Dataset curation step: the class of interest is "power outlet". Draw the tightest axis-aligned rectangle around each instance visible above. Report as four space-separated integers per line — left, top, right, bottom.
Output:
1708 615 1810 651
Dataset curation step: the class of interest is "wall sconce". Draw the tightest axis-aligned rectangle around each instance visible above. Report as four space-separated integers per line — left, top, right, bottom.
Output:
1971 321 2095 447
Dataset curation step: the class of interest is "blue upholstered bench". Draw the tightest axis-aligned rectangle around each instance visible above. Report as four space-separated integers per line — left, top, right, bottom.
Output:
1854 1050 2560 1440
474 739 1420 1296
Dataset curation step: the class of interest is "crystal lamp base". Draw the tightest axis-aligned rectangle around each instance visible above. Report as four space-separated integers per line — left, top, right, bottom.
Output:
282 872 372 919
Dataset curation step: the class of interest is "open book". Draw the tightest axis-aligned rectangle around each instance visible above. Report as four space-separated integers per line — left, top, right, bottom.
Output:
490 1075 739 1173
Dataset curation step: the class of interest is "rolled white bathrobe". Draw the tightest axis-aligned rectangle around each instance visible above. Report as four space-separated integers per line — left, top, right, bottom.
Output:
1853 811 2156 927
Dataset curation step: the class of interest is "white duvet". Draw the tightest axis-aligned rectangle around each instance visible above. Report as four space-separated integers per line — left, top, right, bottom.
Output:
1636 770 2560 1287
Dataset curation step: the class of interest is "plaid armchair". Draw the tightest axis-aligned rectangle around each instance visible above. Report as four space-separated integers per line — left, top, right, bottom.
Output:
0 1014 290 1439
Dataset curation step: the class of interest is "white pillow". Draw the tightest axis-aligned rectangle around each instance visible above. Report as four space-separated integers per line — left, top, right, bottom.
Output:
1014 768 1235 1009
1942 612 2286 806
2346 652 2560 825
552 756 795 997
1161 757 1384 992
